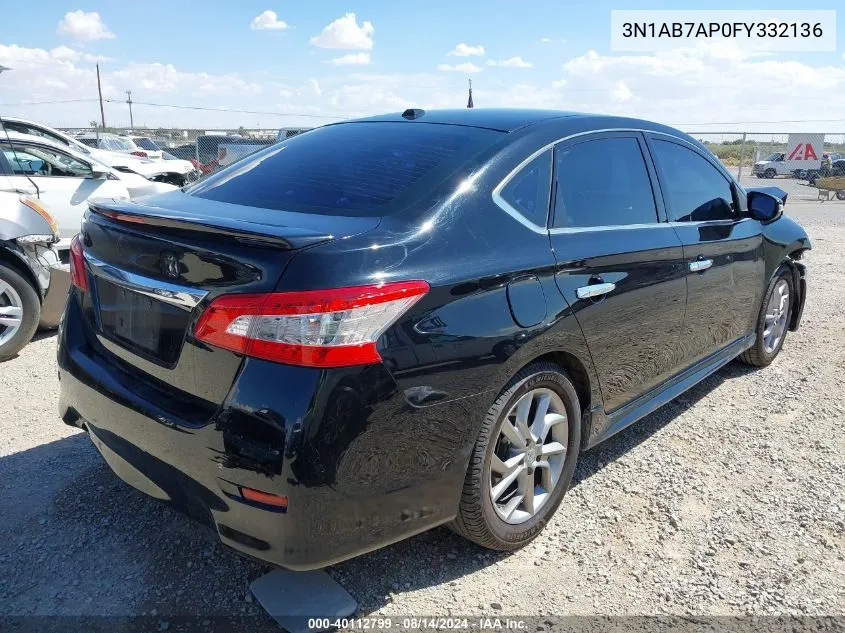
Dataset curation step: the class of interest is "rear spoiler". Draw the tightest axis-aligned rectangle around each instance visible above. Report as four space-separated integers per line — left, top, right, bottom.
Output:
87 198 332 249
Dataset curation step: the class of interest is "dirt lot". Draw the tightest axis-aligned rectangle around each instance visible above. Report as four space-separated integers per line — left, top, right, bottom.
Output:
1 178 843 626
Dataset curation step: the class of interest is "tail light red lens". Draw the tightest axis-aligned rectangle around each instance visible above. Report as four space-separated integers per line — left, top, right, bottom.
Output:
240 487 288 509
131 151 148 158
194 281 429 368
69 235 88 292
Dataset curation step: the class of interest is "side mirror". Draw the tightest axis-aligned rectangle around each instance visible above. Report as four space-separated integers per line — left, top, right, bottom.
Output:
90 165 110 179
747 190 783 223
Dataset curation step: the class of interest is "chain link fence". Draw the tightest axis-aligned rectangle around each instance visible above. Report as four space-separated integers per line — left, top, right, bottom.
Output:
52 126 313 182
691 132 845 183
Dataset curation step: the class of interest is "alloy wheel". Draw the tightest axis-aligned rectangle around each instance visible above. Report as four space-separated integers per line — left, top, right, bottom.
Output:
763 279 790 354
0 279 24 348
489 388 568 524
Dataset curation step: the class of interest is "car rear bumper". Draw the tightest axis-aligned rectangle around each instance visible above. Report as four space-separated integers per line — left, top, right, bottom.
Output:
57 294 482 569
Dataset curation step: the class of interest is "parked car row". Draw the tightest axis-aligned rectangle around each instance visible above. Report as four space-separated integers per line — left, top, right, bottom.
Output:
0 116 189 358
1 118 201 186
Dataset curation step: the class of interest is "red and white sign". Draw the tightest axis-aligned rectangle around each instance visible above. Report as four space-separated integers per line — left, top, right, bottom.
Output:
785 134 824 168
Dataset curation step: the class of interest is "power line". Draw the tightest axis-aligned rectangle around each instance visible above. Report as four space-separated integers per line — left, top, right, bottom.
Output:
4 96 845 128
0 98 99 106
103 99 346 120
678 118 845 126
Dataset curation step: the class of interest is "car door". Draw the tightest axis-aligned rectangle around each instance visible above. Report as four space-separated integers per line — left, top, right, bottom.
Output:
0 140 126 239
549 132 688 413
646 134 764 365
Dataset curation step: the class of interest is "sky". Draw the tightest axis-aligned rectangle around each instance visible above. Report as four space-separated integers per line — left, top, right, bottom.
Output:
1 1 844 134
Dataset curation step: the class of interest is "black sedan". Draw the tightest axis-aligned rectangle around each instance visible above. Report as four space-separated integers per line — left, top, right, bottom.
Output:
58 109 810 570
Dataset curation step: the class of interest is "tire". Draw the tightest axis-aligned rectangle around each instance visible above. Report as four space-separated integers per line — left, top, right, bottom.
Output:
764 169 776 179
449 362 581 550
836 190 845 201
0 265 41 362
739 267 794 368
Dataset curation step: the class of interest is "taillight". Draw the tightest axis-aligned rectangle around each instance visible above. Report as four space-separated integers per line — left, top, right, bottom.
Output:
20 196 59 236
194 281 429 368
69 235 88 292
131 151 148 158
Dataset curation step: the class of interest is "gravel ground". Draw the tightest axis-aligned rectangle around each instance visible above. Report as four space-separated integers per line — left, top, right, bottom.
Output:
0 183 842 626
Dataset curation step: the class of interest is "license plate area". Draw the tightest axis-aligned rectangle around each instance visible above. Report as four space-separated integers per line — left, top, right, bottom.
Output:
94 277 191 365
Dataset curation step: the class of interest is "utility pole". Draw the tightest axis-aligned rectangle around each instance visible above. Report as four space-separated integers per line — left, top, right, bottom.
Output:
466 78 474 109
126 90 134 130
96 63 106 130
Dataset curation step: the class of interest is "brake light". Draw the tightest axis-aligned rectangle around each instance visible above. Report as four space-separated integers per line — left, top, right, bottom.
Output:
131 151 148 158
69 235 88 292
194 281 429 367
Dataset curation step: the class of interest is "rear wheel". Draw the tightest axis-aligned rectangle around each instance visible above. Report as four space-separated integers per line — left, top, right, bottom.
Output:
450 362 581 550
740 268 793 367
836 190 845 201
0 266 40 362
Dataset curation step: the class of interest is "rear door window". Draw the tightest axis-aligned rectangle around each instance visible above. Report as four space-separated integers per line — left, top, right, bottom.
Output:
1 142 92 177
187 122 502 216
3 122 71 147
552 136 658 228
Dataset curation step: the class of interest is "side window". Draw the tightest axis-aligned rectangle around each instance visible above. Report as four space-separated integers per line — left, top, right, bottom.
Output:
3 146 49 175
650 139 736 222
4 122 70 147
552 137 657 228
499 150 552 227
3 143 92 178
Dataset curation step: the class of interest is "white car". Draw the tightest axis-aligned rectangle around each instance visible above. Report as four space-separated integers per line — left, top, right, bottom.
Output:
0 118 198 186
125 135 164 161
0 131 177 239
77 133 165 161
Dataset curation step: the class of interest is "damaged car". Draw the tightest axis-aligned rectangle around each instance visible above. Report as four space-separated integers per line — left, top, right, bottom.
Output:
0 192 68 360
0 131 178 239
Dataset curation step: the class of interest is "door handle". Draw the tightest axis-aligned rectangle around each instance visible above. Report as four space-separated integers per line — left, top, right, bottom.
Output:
576 282 616 299
689 259 713 272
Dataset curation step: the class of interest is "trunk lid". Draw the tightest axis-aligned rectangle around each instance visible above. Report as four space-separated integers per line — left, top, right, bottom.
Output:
77 191 380 412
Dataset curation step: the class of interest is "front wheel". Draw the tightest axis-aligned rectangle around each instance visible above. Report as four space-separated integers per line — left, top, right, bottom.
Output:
836 190 845 201
764 168 776 179
0 265 41 362
449 362 581 550
740 268 793 367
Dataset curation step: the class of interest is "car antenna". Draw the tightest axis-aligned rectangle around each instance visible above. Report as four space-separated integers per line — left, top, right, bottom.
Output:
0 114 40 198
402 108 425 120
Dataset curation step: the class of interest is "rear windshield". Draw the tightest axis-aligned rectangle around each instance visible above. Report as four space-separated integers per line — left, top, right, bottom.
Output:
102 137 134 151
186 122 502 215
134 137 160 151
